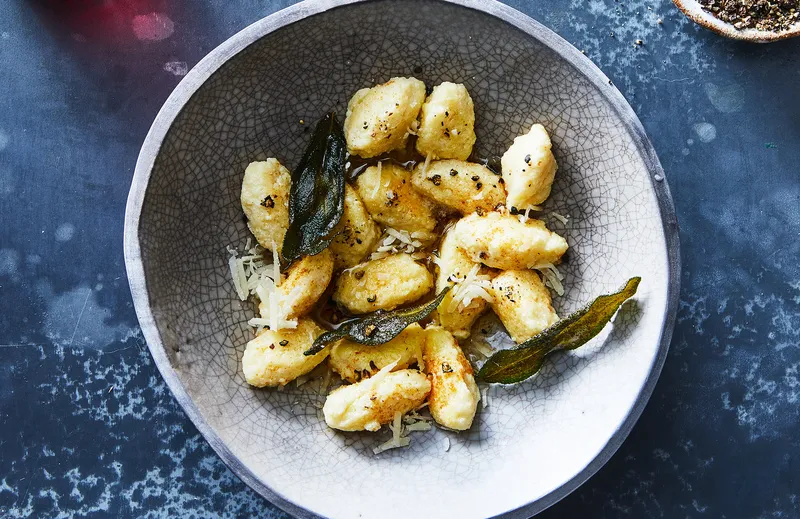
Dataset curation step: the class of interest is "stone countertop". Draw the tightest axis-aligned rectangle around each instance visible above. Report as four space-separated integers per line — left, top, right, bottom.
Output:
1 0 798 517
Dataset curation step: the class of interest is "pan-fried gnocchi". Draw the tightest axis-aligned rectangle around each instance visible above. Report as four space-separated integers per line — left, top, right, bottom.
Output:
240 159 291 252
433 229 490 339
451 211 568 270
242 318 327 387
333 253 434 314
260 249 333 320
411 159 505 215
501 124 558 209
415 82 477 160
488 270 559 343
344 77 426 158
329 185 381 270
329 323 426 382
323 367 431 431
354 162 437 237
231 76 588 450
423 326 480 430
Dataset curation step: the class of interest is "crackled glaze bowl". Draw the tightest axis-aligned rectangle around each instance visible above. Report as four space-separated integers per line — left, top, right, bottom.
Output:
124 1 680 517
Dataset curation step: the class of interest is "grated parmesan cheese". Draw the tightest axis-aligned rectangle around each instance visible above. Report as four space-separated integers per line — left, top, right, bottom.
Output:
531 262 565 296
481 385 490 409
372 161 383 198
227 242 297 332
420 152 433 177
372 400 433 455
550 211 569 225
447 264 493 312
373 412 411 454
405 421 432 432
370 227 425 260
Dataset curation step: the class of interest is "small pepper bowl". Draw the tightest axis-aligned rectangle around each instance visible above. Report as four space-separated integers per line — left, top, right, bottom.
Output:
124 0 680 518
673 0 800 42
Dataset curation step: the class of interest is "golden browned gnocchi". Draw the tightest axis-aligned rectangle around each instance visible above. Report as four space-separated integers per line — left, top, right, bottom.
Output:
354 162 438 237
241 318 327 387
433 229 490 339
329 323 426 383
231 78 601 449
501 124 558 209
329 185 381 270
260 249 333 320
415 82 477 160
451 211 568 270
344 77 426 158
488 269 559 343
333 253 434 314
323 367 431 431
423 326 480 430
411 159 505 216
240 159 291 252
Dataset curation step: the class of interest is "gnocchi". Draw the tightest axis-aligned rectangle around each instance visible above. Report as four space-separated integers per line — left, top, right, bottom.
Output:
260 249 333 320
329 185 381 270
433 228 490 339
230 77 592 451
411 159 505 216
423 326 480 430
354 162 438 237
344 77 426 158
451 211 568 270
488 269 559 343
501 124 558 209
242 318 327 387
415 82 477 160
240 159 291 252
333 253 434 314
323 367 431 432
329 323 426 383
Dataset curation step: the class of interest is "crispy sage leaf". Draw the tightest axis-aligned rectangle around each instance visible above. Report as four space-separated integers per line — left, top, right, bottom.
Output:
281 112 346 269
304 287 451 356
477 277 641 384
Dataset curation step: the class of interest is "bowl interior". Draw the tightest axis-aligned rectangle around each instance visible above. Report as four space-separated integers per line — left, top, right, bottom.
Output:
132 1 675 518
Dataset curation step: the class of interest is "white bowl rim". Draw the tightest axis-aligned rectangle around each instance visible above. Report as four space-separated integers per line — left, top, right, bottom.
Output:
123 0 681 517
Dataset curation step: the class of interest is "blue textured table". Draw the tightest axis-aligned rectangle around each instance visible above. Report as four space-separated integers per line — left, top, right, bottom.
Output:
1 1 798 517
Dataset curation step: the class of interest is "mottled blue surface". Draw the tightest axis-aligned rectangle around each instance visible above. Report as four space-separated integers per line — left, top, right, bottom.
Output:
0 0 798 517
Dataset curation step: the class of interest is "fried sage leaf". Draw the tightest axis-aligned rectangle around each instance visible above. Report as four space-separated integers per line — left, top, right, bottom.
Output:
281 112 346 269
477 277 641 384
304 287 451 356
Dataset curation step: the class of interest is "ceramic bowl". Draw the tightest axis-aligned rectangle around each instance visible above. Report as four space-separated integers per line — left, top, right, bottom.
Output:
673 0 800 42
124 0 680 517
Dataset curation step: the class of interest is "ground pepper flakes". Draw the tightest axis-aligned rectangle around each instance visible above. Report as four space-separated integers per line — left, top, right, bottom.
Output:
699 0 799 32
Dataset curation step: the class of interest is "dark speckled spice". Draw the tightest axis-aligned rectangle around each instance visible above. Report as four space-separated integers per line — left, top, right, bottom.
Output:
699 0 800 31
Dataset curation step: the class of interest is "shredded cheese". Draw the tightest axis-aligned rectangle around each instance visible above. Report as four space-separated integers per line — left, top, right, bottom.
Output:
226 242 297 332
550 211 569 225
370 227 424 260
229 253 248 301
372 394 433 455
373 412 411 454
372 161 383 198
447 264 493 312
531 262 565 296
421 152 433 177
